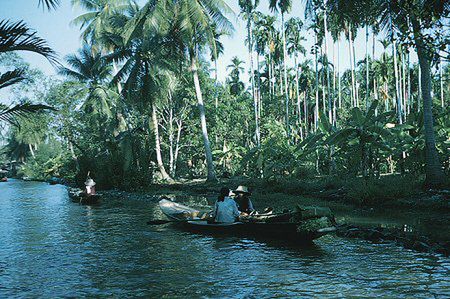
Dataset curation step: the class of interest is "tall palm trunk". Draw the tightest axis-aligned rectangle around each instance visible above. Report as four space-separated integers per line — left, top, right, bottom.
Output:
365 24 370 111
418 62 422 112
323 2 332 123
392 37 402 124
348 28 356 107
407 51 411 115
352 35 359 107
281 12 290 138
332 41 337 125
268 51 273 102
402 49 407 119
294 56 303 139
190 52 217 182
28 144 35 158
314 33 319 131
412 20 445 187
337 37 341 110
257 54 262 122
440 56 444 108
151 102 173 182
372 31 378 109
246 14 260 147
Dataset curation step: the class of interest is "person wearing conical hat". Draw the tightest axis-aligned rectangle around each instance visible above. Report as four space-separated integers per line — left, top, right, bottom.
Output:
232 185 254 214
84 172 96 196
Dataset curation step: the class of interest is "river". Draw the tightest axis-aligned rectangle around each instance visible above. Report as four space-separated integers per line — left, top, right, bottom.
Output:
0 179 449 298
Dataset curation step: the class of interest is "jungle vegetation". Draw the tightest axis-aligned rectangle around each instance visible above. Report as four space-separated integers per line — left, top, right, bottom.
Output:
1 0 449 195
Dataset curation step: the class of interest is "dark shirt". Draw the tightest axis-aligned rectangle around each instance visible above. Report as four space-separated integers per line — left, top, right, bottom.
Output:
234 196 254 213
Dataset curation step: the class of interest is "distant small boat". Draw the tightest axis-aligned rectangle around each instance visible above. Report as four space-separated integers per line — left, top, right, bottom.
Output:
68 188 101 205
158 199 336 242
48 177 65 185
0 177 7 182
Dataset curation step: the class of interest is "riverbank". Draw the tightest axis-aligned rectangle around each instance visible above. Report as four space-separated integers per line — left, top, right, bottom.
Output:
101 175 450 256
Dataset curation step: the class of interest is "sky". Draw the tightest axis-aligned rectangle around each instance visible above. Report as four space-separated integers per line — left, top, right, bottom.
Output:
0 0 417 93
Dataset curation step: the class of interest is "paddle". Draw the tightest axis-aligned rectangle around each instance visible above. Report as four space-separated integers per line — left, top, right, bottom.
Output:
146 218 207 225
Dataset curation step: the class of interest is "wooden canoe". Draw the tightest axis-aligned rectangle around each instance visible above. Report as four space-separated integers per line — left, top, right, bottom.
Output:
68 188 101 205
158 199 336 241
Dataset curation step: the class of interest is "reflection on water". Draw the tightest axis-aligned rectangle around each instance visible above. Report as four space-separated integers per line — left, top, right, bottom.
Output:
0 179 449 298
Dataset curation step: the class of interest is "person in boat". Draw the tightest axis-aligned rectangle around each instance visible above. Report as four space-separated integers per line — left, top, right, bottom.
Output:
213 187 240 223
233 185 255 214
84 173 96 196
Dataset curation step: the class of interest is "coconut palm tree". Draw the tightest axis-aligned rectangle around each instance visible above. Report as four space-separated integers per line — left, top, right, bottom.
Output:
0 18 57 124
58 44 116 117
166 0 233 182
285 17 306 133
239 0 260 146
107 3 184 182
253 13 277 102
227 57 245 96
327 0 447 187
71 0 129 51
269 0 292 138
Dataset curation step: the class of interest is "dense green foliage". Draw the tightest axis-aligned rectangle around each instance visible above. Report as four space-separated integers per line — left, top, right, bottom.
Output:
1 0 448 191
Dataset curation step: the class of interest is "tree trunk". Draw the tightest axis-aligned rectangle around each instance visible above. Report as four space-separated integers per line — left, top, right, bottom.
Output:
28 144 35 158
323 2 332 123
440 55 444 108
372 30 378 114
282 12 290 138
314 33 319 131
407 51 411 115
392 37 403 124
365 24 370 111
418 61 422 112
247 15 260 147
190 52 217 182
151 102 173 183
412 20 445 187
295 56 303 139
268 51 273 102
332 41 337 125
338 37 342 110
348 29 356 107
352 36 359 107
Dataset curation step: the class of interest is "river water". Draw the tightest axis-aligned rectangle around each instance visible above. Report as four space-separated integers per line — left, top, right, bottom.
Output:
0 179 449 298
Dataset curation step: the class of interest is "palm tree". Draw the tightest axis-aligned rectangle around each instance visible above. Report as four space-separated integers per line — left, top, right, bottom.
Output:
0 19 57 123
285 17 306 134
269 0 292 138
253 13 276 102
227 57 245 96
164 0 234 182
239 0 260 146
107 3 184 182
327 0 447 187
71 0 129 50
58 44 115 117
0 20 57 89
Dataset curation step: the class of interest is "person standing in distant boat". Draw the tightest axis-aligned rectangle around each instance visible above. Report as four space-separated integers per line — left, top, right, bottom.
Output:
84 172 96 196
213 187 240 223
233 185 254 214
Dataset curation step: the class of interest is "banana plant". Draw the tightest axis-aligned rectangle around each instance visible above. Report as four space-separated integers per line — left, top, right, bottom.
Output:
326 100 393 177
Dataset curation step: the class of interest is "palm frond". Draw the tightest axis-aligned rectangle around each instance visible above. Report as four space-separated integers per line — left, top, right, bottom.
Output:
38 0 60 10
0 69 26 89
0 103 55 125
0 20 58 64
